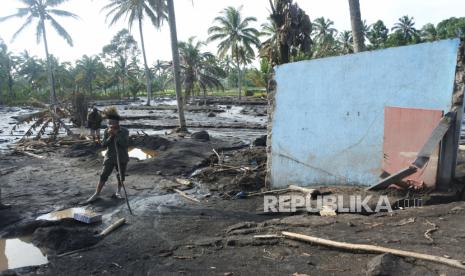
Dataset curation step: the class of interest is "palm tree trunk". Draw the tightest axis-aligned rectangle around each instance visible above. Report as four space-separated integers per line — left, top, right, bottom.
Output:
167 0 187 131
348 0 365 52
0 78 3 105
7 73 13 99
236 53 242 100
139 17 152 106
232 47 242 100
40 18 58 105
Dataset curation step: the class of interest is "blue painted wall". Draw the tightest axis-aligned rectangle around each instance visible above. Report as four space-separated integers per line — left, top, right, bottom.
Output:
271 39 460 187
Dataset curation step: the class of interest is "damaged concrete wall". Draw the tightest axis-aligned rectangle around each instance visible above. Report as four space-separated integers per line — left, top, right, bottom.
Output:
269 39 461 188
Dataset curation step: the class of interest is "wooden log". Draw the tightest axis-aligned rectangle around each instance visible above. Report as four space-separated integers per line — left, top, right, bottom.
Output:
288 185 318 196
16 150 45 159
173 188 200 203
98 218 126 237
282 231 465 270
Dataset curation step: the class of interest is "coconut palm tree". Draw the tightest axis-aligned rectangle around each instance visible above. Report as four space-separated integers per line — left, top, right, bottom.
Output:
259 21 279 64
16 50 47 95
313 17 337 43
0 0 78 105
167 0 187 131
421 23 438 42
75 55 103 95
368 20 389 49
102 0 167 106
151 59 170 95
207 6 260 100
348 0 365 52
0 41 15 101
392 15 418 43
313 17 338 58
338 30 353 54
178 37 225 103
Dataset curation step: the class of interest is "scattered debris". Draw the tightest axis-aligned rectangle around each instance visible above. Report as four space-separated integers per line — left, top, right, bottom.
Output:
319 205 337 217
424 220 439 243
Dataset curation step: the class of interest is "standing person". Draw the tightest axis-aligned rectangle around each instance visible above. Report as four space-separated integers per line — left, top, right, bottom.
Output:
86 107 129 203
87 105 103 142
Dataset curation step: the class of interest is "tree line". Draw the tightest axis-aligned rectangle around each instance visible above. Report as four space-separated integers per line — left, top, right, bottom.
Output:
0 0 464 108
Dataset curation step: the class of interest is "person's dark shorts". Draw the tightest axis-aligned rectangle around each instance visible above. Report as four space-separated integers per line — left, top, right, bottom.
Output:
100 160 127 182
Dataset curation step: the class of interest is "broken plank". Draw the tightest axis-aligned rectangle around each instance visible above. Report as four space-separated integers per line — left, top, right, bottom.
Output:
367 166 417 191
413 112 454 168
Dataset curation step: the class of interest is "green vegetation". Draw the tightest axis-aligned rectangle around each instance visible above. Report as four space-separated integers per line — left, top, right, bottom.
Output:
1 0 465 107
207 6 260 100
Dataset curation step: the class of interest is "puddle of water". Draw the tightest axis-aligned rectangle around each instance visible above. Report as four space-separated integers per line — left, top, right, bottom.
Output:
36 207 92 221
0 237 48 271
101 147 157 160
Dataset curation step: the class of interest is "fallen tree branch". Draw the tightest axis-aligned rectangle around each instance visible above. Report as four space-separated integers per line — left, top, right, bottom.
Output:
212 148 222 165
282 231 465 270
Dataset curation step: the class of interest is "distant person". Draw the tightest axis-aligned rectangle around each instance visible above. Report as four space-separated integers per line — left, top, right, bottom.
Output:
87 105 103 142
86 107 129 203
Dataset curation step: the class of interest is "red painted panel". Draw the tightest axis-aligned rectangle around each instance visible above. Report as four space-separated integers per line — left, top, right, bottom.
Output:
383 106 443 188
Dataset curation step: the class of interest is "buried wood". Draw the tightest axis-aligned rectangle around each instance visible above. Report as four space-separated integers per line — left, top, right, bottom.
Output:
288 185 318 196
98 218 126 237
56 218 126 258
173 188 201 203
16 150 46 159
281 231 465 270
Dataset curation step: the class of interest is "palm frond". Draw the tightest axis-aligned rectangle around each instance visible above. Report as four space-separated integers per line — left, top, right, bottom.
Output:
11 15 35 42
47 15 73 46
47 9 79 19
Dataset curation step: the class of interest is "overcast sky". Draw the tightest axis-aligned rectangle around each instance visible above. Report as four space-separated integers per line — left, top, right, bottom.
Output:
1 0 464 67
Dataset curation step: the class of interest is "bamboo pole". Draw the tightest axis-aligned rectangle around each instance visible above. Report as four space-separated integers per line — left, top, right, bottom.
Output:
282 231 465 270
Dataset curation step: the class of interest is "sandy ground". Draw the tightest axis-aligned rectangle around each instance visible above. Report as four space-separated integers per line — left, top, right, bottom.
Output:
1 100 465 275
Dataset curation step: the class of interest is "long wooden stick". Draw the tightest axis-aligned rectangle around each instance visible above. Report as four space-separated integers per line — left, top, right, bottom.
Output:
114 138 133 215
173 188 200 203
282 231 465 270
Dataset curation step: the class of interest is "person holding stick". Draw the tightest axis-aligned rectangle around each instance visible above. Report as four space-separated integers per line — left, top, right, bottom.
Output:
86 107 129 203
